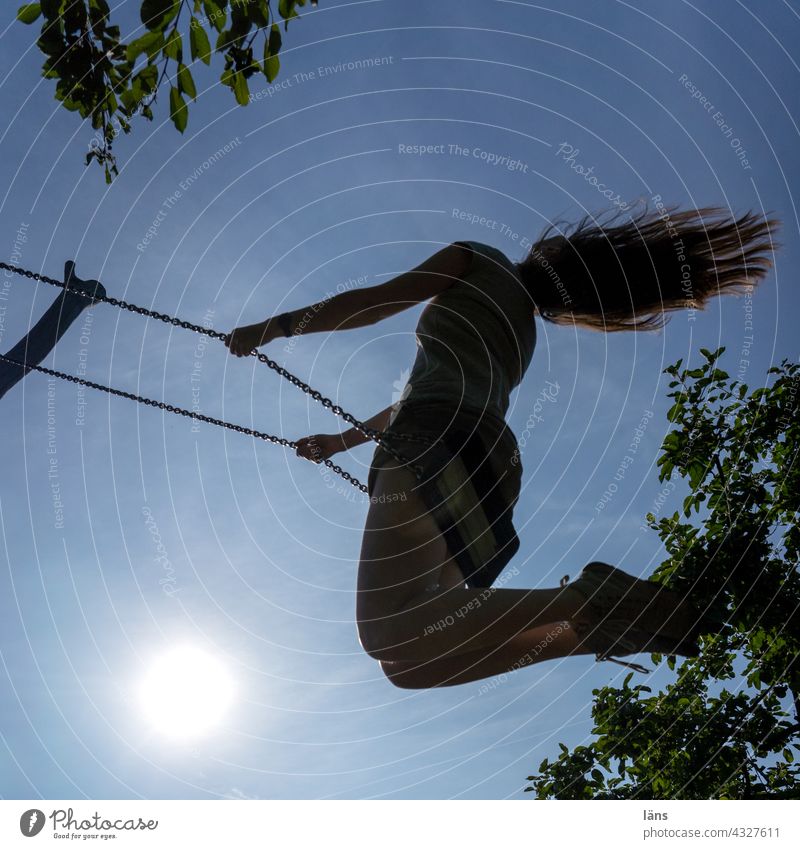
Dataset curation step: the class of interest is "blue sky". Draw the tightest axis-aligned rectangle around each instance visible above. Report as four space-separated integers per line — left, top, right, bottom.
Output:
0 0 797 799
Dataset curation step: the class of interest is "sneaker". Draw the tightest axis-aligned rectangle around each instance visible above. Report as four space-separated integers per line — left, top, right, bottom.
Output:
569 614 701 675
566 561 696 644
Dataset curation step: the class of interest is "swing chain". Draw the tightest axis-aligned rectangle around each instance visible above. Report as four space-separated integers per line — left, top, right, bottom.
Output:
0 351 372 493
0 260 431 486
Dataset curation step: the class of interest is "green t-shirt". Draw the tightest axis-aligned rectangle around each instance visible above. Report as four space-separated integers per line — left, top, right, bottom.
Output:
390 240 537 424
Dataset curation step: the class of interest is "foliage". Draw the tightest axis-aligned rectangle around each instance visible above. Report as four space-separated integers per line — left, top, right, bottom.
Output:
526 348 800 799
17 0 317 181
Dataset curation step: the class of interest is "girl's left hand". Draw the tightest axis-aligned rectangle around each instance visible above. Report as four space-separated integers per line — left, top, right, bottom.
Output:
225 321 276 357
295 433 347 463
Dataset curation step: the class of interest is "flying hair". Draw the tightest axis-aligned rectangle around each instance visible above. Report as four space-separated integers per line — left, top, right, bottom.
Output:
516 202 780 332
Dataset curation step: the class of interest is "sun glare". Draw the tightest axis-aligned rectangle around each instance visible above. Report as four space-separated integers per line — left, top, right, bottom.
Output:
138 645 235 739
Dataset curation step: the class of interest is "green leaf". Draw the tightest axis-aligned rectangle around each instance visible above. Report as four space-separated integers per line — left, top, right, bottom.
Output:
190 17 212 64
263 22 282 80
133 63 159 94
268 22 282 55
203 0 226 33
119 88 138 111
278 0 299 29
104 90 118 114
688 460 706 488
264 52 280 82
177 63 197 100
163 29 183 61
169 85 188 132
232 70 249 105
126 30 164 62
16 3 41 23
249 0 269 28
141 0 179 31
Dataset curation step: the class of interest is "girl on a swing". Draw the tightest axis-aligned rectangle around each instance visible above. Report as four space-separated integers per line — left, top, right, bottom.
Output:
226 204 776 688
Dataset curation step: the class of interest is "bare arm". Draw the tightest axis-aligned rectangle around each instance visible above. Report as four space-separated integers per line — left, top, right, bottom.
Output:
294 405 396 464
290 242 472 334
226 243 473 355
340 404 395 449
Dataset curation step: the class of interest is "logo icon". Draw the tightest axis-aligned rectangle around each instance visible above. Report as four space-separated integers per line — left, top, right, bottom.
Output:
19 809 46 837
391 367 412 413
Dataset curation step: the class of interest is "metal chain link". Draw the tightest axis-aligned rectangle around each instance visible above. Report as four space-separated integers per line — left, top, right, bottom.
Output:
0 260 430 487
0 352 372 492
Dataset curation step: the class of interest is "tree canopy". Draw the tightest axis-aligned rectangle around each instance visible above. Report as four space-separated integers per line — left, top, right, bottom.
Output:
17 0 316 180
527 349 800 799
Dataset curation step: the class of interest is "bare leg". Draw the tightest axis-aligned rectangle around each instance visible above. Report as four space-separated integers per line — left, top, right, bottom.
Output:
380 621 595 689
358 460 587 663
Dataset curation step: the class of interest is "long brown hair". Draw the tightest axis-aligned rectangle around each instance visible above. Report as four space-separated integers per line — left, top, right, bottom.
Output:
516 203 779 332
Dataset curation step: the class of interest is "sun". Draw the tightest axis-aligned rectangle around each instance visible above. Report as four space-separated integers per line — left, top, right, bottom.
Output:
138 645 235 739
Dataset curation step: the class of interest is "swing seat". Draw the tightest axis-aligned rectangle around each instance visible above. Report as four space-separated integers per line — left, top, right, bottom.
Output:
0 261 105 400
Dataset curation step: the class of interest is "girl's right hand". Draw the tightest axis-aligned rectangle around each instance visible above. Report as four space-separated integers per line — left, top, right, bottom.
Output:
295 434 346 464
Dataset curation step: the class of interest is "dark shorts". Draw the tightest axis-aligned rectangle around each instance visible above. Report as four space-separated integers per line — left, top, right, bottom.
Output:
367 401 523 590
